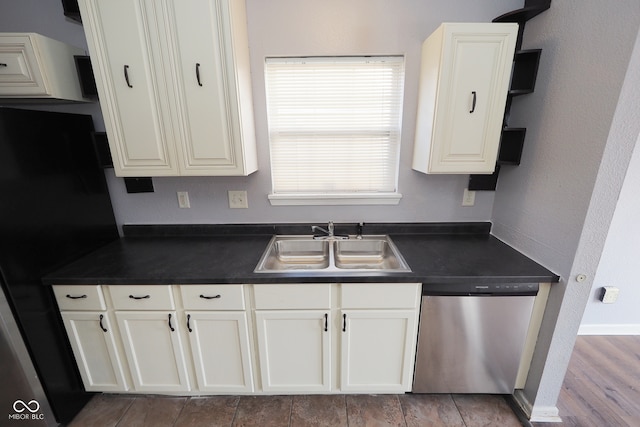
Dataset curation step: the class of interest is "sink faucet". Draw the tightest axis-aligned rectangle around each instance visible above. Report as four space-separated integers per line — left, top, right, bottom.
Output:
312 221 349 239
312 220 334 238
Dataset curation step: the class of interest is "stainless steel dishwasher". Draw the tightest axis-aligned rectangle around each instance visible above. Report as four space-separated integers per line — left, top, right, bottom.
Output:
413 283 538 394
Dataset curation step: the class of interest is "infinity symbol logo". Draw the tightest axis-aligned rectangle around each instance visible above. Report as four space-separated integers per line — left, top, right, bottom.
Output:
13 400 40 413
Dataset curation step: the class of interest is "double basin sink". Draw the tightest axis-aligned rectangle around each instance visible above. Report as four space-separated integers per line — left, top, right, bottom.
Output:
254 235 411 273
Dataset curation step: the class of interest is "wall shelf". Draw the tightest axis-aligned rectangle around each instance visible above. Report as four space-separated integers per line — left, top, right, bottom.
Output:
509 49 542 96
468 0 551 191
497 128 527 165
61 0 81 23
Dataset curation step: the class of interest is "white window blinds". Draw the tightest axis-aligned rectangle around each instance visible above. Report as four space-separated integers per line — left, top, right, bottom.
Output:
265 56 405 200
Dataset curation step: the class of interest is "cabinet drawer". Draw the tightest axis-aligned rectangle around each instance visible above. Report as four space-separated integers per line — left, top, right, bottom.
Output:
253 284 331 310
0 35 46 95
180 285 245 310
53 285 106 311
108 285 174 310
341 283 420 309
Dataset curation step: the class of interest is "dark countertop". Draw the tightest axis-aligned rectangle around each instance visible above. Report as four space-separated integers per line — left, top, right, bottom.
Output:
44 223 559 286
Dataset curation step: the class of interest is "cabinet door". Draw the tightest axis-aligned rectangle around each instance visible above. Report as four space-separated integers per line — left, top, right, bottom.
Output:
255 310 331 392
340 310 418 392
413 23 517 174
115 311 190 392
186 311 254 392
60 312 128 392
78 0 178 176
170 0 239 174
0 34 48 97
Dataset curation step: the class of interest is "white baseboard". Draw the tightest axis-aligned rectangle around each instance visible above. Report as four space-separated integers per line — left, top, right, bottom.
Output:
578 324 640 335
513 390 562 423
530 406 563 423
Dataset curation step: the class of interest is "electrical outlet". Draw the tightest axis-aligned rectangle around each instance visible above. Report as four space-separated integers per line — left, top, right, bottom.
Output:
177 191 190 208
228 190 248 209
600 286 619 304
462 188 476 206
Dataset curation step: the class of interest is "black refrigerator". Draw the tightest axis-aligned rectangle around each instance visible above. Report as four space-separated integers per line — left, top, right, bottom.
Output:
0 107 119 424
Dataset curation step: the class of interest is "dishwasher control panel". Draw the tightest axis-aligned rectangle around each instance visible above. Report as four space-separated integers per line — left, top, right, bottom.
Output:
422 282 539 296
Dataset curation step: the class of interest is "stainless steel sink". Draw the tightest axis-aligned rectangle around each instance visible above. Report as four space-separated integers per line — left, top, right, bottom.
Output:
334 239 407 270
254 235 411 273
257 238 330 271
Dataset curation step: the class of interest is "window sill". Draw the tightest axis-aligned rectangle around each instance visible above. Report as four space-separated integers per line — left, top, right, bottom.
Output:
268 193 402 206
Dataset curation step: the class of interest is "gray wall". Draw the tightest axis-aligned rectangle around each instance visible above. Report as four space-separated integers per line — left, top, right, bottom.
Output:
581 98 640 331
4 0 640 419
4 0 525 227
490 1 640 417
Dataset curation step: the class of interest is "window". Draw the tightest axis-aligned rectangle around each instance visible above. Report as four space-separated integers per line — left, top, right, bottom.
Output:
265 56 405 205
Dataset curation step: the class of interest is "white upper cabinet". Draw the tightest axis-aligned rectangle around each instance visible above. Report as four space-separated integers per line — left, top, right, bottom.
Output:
412 23 517 174
78 0 257 176
170 0 257 175
0 33 88 102
79 0 177 174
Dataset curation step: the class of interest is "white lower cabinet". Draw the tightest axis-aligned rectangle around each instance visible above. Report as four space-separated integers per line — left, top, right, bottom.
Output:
186 311 254 392
340 310 418 392
60 311 128 392
339 283 420 392
252 283 420 394
54 285 128 392
255 310 331 392
115 311 190 393
54 282 420 395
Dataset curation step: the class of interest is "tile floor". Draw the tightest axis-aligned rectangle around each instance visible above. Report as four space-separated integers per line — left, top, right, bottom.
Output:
68 393 524 427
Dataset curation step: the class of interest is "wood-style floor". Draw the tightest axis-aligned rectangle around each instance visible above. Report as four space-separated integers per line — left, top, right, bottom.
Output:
532 335 640 427
67 335 639 427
